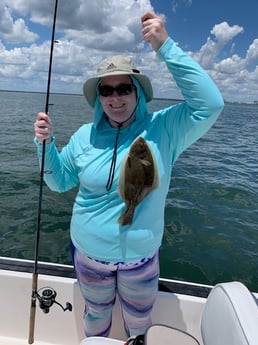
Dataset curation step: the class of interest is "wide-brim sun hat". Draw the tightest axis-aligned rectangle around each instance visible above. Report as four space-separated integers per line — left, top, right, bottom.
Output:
83 55 153 107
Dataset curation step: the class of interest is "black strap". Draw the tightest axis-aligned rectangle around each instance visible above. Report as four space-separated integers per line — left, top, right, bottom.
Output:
105 101 137 192
106 123 123 191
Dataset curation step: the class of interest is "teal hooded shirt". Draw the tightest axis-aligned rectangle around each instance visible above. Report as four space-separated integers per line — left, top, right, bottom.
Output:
35 38 224 262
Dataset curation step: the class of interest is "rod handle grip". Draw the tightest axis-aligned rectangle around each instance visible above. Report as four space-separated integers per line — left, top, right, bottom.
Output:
28 273 38 344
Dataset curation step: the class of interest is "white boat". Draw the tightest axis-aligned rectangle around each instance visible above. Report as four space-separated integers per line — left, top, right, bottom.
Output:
1 256 257 345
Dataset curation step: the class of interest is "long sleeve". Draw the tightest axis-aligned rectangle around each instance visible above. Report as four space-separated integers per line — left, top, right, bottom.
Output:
34 136 79 192
156 37 224 159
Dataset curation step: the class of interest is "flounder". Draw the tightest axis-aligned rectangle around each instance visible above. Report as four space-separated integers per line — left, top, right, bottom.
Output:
118 137 159 226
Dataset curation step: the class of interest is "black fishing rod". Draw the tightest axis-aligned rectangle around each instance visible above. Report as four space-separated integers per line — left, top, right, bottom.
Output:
28 1 58 342
28 1 71 344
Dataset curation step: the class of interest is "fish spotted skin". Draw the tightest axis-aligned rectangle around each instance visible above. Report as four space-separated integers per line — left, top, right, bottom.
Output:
118 137 159 226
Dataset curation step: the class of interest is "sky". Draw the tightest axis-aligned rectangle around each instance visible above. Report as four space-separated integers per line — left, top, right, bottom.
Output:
0 0 258 103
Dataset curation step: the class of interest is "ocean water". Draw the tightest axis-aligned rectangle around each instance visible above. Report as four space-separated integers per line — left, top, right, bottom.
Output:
1 91 257 291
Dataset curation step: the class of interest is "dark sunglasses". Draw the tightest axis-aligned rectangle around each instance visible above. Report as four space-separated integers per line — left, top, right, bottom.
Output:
98 83 136 97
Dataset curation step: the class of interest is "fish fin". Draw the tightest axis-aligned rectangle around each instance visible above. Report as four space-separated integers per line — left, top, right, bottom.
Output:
136 187 152 204
152 160 160 189
127 156 132 168
140 159 151 166
118 209 134 226
117 154 127 199
146 142 160 189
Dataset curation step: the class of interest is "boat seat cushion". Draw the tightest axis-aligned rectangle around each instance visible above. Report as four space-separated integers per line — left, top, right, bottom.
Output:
201 281 258 345
145 324 200 345
80 327 199 345
80 337 124 345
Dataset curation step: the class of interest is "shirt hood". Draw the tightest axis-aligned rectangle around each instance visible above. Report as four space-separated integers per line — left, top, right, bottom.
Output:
92 76 149 129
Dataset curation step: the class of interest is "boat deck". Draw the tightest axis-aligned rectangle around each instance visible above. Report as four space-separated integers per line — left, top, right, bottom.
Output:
0 338 55 345
0 257 212 345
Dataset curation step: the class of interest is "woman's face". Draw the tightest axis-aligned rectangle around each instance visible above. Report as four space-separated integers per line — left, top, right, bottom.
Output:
99 75 137 128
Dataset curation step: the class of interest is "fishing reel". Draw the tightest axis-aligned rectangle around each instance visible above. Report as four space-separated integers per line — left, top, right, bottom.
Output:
37 287 72 314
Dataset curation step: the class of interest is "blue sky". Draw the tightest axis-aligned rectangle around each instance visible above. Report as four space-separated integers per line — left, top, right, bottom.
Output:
154 0 257 56
0 0 257 102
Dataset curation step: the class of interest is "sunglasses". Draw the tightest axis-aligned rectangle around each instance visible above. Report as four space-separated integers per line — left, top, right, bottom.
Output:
98 83 136 97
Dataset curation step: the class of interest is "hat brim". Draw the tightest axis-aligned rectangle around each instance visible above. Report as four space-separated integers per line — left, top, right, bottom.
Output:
83 71 153 107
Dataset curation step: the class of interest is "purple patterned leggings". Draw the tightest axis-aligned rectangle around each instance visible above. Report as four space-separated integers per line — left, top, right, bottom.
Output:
73 248 159 337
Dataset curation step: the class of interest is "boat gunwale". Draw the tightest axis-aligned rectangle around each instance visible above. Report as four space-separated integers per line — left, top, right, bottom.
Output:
0 256 212 298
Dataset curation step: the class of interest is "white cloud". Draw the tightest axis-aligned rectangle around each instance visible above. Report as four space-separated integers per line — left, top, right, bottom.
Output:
189 22 258 102
58 0 153 52
171 0 192 14
215 55 245 74
0 1 257 102
211 22 244 46
191 22 244 70
171 1 178 14
0 0 154 93
246 38 258 63
0 3 38 43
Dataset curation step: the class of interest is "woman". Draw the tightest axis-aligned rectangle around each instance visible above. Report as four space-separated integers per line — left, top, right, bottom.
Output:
34 11 224 339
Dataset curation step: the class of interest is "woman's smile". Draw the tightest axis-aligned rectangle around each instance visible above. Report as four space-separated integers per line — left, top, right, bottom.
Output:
99 75 137 127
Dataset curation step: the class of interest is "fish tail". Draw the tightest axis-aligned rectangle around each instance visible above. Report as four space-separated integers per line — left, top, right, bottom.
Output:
118 207 135 226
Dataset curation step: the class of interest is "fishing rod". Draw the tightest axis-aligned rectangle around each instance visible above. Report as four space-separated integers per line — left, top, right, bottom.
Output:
28 1 71 343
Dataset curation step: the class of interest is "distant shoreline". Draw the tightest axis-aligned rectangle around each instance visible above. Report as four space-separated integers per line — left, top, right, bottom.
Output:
0 89 183 102
1 89 257 105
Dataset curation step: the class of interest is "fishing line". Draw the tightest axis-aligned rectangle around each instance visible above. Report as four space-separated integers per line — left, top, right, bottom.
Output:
28 0 59 343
